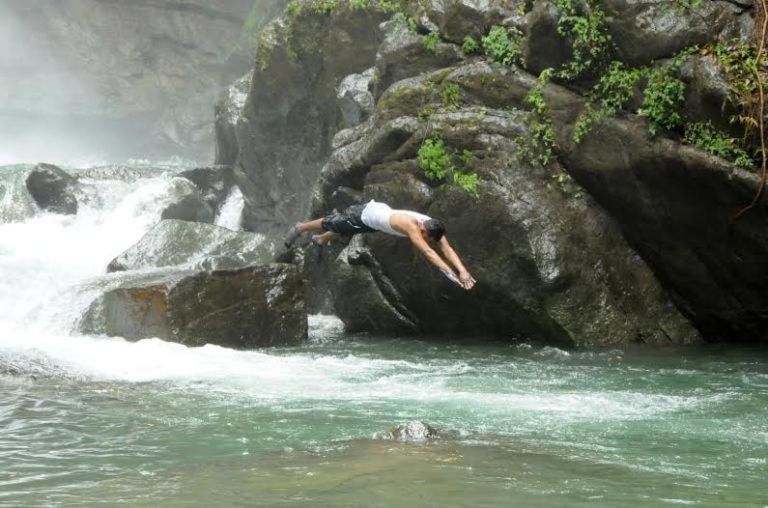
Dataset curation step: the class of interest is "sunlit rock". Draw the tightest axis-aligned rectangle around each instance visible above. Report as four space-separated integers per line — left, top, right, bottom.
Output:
81 264 306 348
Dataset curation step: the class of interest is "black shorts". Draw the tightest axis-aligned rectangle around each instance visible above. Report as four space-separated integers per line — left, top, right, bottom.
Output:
321 204 377 236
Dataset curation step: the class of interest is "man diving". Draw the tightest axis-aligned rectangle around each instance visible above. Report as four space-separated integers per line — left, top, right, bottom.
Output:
283 200 476 290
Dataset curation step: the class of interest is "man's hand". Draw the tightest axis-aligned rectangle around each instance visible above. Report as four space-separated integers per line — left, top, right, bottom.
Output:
459 270 476 290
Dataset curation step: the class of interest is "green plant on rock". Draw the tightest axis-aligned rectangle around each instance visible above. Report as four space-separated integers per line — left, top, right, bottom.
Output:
684 121 753 168
423 32 439 54
417 138 480 194
639 68 686 136
453 170 479 194
518 69 557 166
573 61 642 143
418 138 453 181
441 83 461 110
461 35 480 55
482 26 524 66
554 0 612 80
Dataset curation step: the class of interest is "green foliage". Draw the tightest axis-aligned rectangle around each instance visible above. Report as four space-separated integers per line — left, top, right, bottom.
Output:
554 0 612 80
684 121 753 168
407 16 418 34
639 68 686 135
441 83 461 110
461 149 474 164
423 32 439 54
286 0 302 16
417 138 480 194
519 69 557 166
461 35 480 55
573 61 642 143
482 26 524 66
350 0 371 9
453 170 479 194
418 138 452 180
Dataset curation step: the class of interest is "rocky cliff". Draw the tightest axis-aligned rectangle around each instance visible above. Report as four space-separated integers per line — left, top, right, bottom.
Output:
218 0 768 345
0 0 286 162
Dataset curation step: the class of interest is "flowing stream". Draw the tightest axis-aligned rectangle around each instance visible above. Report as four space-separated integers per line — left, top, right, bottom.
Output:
0 163 766 507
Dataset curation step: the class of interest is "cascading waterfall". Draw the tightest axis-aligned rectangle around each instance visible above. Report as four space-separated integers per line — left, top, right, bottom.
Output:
0 163 766 506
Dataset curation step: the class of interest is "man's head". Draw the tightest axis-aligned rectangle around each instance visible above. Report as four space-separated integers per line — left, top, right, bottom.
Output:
422 218 446 241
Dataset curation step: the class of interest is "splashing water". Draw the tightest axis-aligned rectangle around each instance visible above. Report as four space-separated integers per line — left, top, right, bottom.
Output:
0 163 766 506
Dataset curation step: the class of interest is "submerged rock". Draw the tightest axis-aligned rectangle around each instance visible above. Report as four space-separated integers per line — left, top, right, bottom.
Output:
25 163 78 215
374 421 439 442
107 219 273 273
81 264 306 348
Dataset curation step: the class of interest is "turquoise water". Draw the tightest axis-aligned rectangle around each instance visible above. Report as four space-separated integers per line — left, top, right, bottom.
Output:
2 335 767 507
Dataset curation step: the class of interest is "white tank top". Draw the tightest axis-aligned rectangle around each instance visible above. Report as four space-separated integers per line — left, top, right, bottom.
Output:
361 200 431 237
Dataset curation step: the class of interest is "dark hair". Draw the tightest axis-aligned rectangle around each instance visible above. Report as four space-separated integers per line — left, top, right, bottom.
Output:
424 219 446 241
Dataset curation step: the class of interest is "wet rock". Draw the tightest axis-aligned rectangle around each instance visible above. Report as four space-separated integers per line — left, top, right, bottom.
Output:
215 73 251 166
421 0 515 45
374 421 439 442
81 264 306 348
678 54 737 133
338 68 376 128
541 79 768 344
603 0 742 66
178 165 235 213
312 62 699 346
523 1 572 76
160 178 215 224
25 163 78 215
330 235 418 335
107 220 273 273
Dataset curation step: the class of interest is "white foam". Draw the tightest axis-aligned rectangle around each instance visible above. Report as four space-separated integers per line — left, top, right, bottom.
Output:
214 186 244 230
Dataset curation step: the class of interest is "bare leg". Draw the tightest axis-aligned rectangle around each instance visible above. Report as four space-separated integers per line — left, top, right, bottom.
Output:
312 231 339 245
297 218 324 233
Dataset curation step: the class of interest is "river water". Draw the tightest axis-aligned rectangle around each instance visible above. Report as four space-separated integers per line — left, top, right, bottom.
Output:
0 163 766 506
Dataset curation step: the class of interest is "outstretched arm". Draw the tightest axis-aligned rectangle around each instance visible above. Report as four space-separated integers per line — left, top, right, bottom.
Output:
408 231 468 289
439 237 476 289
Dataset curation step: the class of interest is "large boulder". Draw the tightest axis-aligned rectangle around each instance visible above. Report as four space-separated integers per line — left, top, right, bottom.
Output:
538 78 768 344
25 163 79 215
81 264 306 348
310 61 699 346
107 220 273 273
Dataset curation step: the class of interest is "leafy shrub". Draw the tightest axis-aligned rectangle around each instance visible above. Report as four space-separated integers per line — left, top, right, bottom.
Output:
461 35 480 55
639 69 686 135
423 32 439 54
417 138 480 193
482 26 523 66
554 0 612 80
418 138 452 180
441 83 461 110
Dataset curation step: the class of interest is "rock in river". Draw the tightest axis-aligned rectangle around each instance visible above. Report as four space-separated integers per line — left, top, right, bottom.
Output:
25 163 78 215
107 219 273 273
81 264 306 348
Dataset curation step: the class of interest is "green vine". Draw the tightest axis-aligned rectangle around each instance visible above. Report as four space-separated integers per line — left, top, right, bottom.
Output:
553 0 612 80
482 26 524 66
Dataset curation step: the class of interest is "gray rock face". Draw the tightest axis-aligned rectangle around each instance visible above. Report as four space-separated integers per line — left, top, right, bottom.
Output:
0 0 286 161
160 178 215 224
107 220 273 273
81 264 306 348
338 68 376 128
234 1 389 234
215 73 252 166
25 163 79 215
